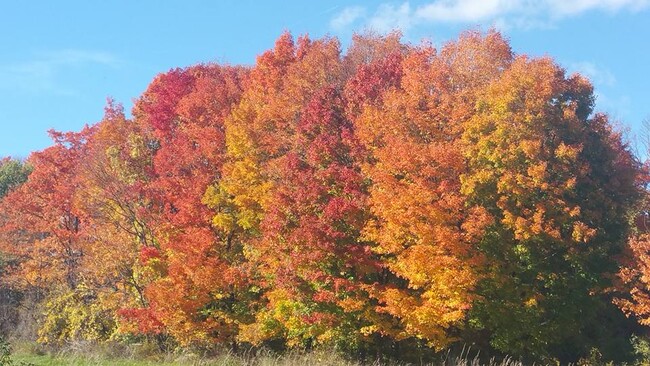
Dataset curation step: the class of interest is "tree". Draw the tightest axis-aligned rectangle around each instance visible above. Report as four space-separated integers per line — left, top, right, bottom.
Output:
241 87 377 349
0 127 123 343
0 30 643 362
615 116 650 340
0 158 32 334
72 100 161 338
462 55 640 361
0 158 31 199
204 33 348 348
0 129 90 292
350 31 511 350
128 64 250 346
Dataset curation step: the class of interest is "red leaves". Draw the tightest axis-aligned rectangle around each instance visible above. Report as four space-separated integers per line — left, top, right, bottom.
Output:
135 68 195 136
344 52 403 120
131 64 248 345
117 307 165 335
139 246 161 265
243 86 376 345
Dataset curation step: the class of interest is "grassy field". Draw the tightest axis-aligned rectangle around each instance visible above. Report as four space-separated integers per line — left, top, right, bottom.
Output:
11 355 527 366
10 345 376 366
13 354 184 366
11 352 378 366
9 348 529 366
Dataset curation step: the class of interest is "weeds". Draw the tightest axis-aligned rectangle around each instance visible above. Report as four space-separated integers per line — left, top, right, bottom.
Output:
7 340 533 366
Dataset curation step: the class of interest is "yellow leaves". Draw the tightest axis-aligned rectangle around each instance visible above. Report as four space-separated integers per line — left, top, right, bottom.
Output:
519 139 541 158
460 169 493 197
38 285 117 345
206 129 272 233
202 185 233 230
239 288 339 348
462 51 602 256
337 297 366 312
502 211 532 241
572 221 597 243
555 142 582 162
527 162 548 185
224 105 257 159
502 206 562 241
393 245 436 289
524 297 538 308
359 324 379 337
378 287 463 350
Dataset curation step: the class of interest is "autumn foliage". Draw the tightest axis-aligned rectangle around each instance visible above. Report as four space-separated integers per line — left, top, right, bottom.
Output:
0 31 647 363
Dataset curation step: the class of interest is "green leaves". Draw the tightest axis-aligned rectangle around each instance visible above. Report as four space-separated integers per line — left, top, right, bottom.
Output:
0 158 31 199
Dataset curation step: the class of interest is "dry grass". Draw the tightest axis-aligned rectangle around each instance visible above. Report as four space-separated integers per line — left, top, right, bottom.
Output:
10 342 531 366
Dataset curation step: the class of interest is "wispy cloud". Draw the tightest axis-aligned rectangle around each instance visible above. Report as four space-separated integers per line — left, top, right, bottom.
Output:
330 6 366 31
330 0 650 33
547 0 650 17
569 61 617 87
367 3 414 33
566 60 632 129
0 50 121 95
415 0 519 23
595 91 632 120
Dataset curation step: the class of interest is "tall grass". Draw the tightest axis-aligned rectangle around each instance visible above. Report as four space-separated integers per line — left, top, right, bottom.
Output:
9 340 531 366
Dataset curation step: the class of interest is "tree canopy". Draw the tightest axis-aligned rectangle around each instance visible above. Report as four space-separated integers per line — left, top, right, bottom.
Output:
0 30 646 364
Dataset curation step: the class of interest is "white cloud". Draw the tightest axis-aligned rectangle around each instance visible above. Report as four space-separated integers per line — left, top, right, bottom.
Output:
594 91 632 119
42 50 120 66
569 61 617 87
330 0 650 32
367 3 414 33
0 50 120 95
547 0 650 17
330 6 366 31
415 0 519 22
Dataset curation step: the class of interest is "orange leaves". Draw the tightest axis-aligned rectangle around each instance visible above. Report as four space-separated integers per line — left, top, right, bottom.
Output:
350 32 513 349
1 136 88 290
617 235 650 325
615 155 650 327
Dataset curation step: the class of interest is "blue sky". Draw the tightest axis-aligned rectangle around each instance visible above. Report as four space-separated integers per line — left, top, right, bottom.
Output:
1 0 649 158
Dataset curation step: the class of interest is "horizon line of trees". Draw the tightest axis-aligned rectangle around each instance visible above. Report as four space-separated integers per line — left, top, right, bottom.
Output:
2 30 650 364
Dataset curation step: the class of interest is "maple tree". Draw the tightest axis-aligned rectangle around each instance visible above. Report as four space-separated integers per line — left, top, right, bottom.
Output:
1 130 89 292
347 31 511 350
241 87 376 349
127 64 249 346
461 55 639 360
72 101 160 339
203 33 299 251
615 125 650 337
204 34 352 347
0 127 109 343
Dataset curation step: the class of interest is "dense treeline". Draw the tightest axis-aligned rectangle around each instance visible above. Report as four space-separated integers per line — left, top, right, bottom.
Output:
0 30 649 364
